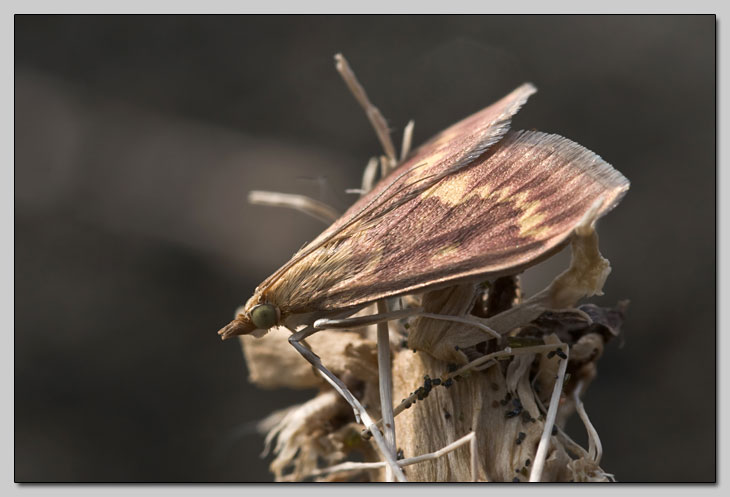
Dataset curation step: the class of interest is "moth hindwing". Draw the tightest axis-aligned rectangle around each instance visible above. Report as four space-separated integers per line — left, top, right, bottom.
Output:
219 83 629 339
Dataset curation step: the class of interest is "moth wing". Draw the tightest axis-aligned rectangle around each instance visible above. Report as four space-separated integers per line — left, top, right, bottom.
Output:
259 83 537 293
270 130 629 313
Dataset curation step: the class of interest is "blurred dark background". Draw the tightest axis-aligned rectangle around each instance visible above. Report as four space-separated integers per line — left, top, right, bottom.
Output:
15 15 715 482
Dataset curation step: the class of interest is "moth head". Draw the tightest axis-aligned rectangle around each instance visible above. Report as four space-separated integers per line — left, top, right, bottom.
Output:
217 298 281 340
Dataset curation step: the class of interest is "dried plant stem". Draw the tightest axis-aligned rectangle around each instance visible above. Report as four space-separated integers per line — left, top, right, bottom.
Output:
417 312 501 339
376 299 397 482
361 157 381 193
335 53 397 169
371 343 562 430
248 191 340 224
529 344 569 482
306 431 478 480
401 120 415 161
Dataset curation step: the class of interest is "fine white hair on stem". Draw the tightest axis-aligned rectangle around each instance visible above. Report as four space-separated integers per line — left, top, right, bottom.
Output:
334 53 398 169
401 120 415 161
376 299 397 482
248 191 340 225
573 379 603 464
529 344 569 482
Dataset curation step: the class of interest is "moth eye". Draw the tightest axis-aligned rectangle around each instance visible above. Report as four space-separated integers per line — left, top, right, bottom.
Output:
250 303 278 329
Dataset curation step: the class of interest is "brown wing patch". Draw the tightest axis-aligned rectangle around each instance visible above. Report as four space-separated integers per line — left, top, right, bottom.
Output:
266 130 628 314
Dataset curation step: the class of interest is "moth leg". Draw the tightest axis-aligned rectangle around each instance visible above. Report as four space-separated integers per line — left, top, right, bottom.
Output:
315 306 500 339
288 325 408 482
314 306 424 330
288 325 361 419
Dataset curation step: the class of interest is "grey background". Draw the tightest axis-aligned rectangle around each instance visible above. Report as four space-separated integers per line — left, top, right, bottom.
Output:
15 15 715 482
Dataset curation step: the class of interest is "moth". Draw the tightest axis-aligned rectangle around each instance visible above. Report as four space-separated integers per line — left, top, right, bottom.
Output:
218 83 629 342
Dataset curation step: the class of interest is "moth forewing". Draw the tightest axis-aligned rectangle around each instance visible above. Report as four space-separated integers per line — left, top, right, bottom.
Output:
218 83 539 339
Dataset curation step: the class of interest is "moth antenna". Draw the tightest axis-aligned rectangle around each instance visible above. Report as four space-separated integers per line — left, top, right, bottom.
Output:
248 191 340 225
334 53 398 169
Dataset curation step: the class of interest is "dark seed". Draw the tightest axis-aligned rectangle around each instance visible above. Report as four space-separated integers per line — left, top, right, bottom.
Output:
552 425 558 436
444 379 454 388
547 351 556 359
525 459 531 467
513 477 520 483
432 378 442 386
556 348 568 360
396 449 404 460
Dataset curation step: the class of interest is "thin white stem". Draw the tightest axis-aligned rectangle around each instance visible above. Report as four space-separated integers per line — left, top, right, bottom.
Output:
360 156 380 194
377 299 397 482
573 379 603 464
529 344 569 482
470 430 478 482
400 120 415 161
248 191 340 225
306 432 478 480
